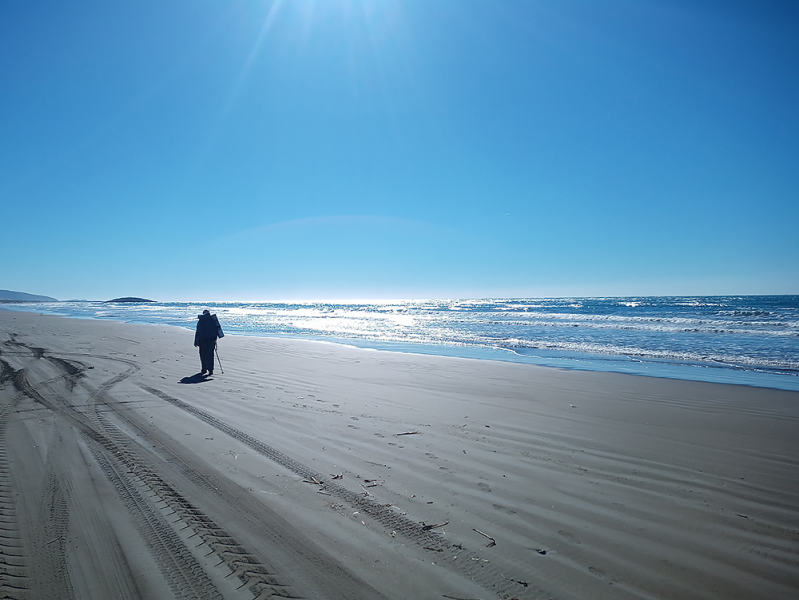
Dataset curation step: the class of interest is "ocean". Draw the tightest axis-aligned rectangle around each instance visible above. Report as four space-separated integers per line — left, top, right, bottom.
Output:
3 296 798 391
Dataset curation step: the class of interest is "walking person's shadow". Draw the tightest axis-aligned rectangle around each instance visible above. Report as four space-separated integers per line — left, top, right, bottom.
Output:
179 373 212 384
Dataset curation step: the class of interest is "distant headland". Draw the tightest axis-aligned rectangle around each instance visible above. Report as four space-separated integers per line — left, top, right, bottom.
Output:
0 289 58 302
106 297 156 303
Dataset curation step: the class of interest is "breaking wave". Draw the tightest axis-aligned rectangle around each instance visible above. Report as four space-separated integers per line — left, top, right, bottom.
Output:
4 295 798 390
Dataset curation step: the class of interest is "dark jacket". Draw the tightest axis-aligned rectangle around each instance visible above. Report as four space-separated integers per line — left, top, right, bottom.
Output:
194 313 219 346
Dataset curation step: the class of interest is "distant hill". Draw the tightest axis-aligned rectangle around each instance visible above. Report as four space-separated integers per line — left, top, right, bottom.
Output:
0 289 58 302
105 297 155 303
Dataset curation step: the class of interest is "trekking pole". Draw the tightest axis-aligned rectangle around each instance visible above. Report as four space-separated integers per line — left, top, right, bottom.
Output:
215 346 224 374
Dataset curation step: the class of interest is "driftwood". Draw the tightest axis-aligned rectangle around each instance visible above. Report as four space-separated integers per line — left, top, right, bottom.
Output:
422 520 449 531
396 431 420 436
472 528 496 547
502 573 530 587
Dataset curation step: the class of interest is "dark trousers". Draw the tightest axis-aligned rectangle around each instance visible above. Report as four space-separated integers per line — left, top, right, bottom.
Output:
199 341 216 373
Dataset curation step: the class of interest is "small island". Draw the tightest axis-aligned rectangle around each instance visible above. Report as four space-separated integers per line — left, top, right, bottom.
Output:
105 297 156 303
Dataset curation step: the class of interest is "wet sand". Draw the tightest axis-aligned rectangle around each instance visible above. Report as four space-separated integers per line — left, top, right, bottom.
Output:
0 309 797 599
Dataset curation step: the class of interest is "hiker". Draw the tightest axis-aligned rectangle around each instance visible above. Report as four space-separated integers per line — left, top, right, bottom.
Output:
194 309 222 375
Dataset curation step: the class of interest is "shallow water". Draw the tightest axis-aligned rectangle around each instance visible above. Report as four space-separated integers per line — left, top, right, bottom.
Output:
4 295 798 390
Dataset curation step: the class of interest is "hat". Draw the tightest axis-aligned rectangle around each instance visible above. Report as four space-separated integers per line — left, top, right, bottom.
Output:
202 309 211 315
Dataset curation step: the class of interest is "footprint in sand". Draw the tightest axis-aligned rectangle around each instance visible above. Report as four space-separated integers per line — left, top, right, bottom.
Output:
478 482 492 493
558 530 581 544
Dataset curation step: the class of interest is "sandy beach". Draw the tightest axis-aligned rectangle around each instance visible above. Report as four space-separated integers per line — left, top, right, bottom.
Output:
0 309 797 599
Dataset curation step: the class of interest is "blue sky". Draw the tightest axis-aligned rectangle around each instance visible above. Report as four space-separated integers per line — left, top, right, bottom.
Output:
1 0 797 301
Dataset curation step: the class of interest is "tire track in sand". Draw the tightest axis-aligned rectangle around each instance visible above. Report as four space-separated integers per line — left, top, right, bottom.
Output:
32 466 75 600
0 356 28 600
7 342 301 600
140 384 543 600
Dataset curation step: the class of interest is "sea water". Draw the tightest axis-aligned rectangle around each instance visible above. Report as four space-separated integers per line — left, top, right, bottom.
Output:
3 296 798 391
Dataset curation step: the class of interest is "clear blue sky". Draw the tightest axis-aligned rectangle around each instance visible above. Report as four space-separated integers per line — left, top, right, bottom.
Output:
2 0 797 301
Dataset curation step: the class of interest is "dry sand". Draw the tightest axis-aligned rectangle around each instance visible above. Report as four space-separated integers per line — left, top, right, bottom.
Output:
0 309 797 600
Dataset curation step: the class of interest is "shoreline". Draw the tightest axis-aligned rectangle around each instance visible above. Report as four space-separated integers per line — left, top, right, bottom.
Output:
2 303 797 392
1 309 797 599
